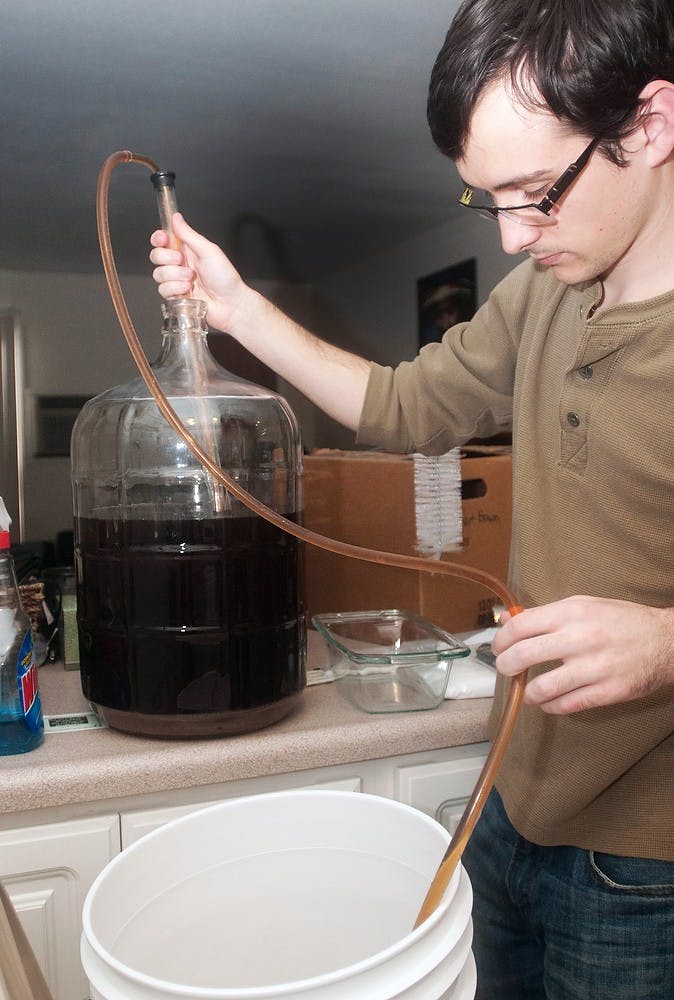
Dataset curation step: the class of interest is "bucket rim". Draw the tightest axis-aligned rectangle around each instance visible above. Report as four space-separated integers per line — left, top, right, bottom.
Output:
82 789 459 998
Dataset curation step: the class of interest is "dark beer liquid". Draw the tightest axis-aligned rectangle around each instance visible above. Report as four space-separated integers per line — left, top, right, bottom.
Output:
75 515 305 724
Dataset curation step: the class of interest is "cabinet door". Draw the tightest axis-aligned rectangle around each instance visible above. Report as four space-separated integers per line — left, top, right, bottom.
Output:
395 745 488 833
0 814 120 1000
121 774 363 848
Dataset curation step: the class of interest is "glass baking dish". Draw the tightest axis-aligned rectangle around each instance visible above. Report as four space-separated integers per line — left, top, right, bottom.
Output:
312 609 470 713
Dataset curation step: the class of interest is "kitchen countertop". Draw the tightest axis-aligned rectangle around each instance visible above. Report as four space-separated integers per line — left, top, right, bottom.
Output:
0 633 492 817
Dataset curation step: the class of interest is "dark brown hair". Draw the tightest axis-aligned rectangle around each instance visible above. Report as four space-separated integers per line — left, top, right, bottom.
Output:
427 0 674 165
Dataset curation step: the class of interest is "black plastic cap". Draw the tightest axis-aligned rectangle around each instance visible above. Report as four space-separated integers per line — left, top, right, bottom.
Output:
150 171 176 191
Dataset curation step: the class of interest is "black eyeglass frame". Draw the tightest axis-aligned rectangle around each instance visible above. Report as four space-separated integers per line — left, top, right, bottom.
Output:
459 136 601 222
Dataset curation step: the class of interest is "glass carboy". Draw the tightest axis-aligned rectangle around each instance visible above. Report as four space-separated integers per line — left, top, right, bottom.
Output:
71 298 306 737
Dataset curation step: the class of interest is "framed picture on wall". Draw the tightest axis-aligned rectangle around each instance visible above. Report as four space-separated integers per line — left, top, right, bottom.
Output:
417 258 477 348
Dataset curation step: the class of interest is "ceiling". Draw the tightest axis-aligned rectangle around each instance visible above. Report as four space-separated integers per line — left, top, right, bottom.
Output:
0 0 464 282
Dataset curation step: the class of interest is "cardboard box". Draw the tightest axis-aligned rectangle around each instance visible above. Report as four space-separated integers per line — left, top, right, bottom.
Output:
303 447 512 635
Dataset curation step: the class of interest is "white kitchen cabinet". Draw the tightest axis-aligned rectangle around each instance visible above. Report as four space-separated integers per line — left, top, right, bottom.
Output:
0 813 120 1000
393 743 489 833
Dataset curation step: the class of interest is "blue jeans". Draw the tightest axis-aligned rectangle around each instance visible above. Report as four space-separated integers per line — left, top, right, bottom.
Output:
462 789 674 999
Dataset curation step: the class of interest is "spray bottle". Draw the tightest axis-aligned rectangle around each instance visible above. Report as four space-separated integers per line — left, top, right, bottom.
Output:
0 497 44 754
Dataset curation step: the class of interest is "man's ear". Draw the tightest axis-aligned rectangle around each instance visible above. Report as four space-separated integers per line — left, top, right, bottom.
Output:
639 80 674 166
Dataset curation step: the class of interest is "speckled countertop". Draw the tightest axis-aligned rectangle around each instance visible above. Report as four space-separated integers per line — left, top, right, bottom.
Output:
0 633 491 816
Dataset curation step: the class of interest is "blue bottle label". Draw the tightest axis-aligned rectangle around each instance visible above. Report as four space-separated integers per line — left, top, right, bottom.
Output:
16 631 43 734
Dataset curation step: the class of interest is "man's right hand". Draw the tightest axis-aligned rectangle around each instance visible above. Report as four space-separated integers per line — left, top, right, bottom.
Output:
149 213 370 432
150 212 248 336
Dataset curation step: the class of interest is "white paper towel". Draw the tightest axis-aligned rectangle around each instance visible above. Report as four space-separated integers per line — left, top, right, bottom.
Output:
444 627 498 699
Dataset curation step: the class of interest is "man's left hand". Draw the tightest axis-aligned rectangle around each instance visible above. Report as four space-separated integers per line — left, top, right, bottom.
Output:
493 596 674 714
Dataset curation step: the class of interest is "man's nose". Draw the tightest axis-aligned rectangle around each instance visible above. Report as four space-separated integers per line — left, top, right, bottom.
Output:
497 216 542 255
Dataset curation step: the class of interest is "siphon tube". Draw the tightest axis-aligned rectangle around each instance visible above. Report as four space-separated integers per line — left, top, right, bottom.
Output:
96 151 527 928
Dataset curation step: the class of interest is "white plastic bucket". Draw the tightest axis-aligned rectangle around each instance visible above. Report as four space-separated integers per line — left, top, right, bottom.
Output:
82 789 475 999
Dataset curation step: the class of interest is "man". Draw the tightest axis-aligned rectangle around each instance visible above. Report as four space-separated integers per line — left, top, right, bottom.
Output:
151 1 674 995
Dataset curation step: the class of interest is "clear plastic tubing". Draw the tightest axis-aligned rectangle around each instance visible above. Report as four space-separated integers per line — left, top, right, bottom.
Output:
96 150 527 928
149 169 226 512
149 170 183 251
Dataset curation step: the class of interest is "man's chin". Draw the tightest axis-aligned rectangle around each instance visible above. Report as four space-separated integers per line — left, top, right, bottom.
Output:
531 254 591 285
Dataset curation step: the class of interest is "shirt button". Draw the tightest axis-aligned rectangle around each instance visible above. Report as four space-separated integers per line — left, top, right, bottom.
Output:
567 412 581 428
579 364 594 379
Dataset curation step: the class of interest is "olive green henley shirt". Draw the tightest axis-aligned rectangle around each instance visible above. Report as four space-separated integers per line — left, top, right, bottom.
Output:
358 258 674 860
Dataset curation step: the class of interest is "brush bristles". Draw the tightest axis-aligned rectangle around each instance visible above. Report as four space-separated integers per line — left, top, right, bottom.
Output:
413 450 463 559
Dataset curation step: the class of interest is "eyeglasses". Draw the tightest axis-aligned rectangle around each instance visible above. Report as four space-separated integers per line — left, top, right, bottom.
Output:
458 137 600 226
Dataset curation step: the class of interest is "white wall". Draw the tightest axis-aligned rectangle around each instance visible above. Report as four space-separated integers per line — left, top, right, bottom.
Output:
309 212 514 447
0 215 513 541
0 270 161 544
